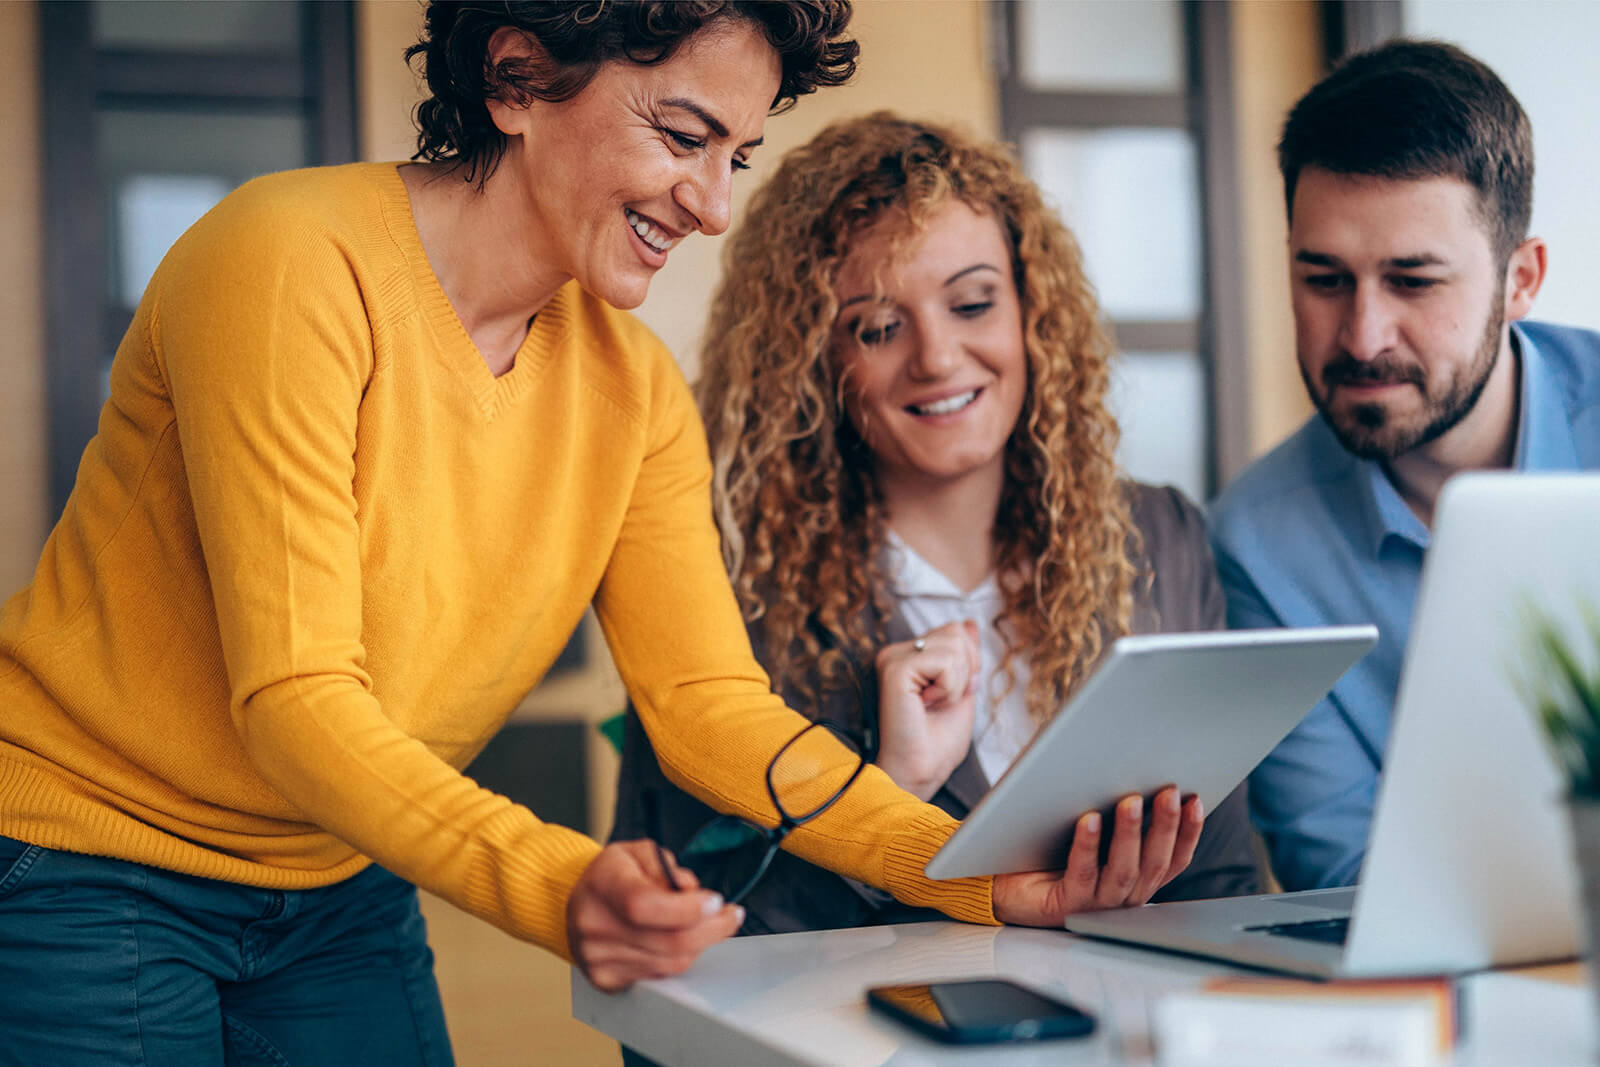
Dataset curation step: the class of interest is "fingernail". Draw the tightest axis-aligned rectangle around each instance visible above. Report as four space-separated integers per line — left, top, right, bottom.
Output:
701 893 724 917
1126 796 1142 819
733 905 746 925
1192 797 1205 821
1164 790 1180 815
1084 812 1101 834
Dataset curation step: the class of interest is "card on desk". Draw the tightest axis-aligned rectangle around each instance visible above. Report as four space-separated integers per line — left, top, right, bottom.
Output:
1153 975 1459 1067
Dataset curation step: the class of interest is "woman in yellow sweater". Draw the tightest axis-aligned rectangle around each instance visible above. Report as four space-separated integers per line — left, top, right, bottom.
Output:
0 4 1186 1062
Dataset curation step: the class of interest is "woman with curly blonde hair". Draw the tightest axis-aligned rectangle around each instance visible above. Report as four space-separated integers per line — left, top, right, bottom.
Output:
614 112 1260 936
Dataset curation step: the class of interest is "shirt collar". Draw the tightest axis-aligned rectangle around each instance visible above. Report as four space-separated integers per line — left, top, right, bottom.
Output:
1359 458 1430 554
1510 322 1581 471
883 530 998 602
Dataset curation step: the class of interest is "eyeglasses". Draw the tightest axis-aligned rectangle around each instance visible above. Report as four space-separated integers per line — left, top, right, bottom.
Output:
651 717 871 907
648 629 878 908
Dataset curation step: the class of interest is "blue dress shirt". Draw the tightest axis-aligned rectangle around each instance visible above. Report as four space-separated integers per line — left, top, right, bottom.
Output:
1208 321 1600 891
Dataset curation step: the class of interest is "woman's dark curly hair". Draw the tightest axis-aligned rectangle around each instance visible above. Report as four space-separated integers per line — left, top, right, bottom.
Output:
406 1 858 185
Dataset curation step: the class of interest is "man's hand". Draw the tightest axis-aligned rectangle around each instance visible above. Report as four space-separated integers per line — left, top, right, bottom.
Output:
875 620 981 800
991 786 1204 925
567 840 744 992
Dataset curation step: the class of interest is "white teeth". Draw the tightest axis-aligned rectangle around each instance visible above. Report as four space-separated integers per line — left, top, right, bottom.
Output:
911 390 980 416
625 209 676 253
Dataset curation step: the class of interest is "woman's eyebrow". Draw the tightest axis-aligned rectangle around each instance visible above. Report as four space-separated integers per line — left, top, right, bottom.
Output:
944 264 1000 286
660 97 765 149
837 263 1003 310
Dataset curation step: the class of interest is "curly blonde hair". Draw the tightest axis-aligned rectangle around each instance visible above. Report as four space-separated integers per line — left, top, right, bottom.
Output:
698 111 1137 721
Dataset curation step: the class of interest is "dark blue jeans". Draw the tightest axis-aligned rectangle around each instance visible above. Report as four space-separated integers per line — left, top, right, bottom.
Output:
0 835 453 1066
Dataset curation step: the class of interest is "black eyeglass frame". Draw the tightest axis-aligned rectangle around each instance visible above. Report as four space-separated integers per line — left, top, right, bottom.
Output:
648 624 880 907
653 717 871 907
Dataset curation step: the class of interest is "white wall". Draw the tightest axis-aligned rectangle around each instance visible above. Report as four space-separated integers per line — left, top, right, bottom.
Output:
1403 1 1600 331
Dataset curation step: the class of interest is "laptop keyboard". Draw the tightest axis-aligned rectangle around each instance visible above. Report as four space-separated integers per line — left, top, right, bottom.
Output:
1243 917 1350 945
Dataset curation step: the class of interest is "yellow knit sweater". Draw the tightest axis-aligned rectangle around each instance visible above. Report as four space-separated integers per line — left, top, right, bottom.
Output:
0 163 994 958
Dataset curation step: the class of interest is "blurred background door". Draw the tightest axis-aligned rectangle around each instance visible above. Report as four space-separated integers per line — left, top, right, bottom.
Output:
39 0 357 519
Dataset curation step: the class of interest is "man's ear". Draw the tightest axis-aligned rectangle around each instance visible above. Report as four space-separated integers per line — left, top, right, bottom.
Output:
483 27 547 137
1503 236 1547 322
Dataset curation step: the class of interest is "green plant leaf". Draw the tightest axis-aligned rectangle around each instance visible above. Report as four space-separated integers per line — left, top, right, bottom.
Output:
1522 597 1600 795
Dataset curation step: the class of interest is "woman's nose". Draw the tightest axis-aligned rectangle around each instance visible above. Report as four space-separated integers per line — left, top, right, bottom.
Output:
676 164 734 237
908 322 962 379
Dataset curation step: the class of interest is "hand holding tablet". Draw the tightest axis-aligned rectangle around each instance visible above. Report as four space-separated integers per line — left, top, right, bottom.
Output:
926 626 1378 881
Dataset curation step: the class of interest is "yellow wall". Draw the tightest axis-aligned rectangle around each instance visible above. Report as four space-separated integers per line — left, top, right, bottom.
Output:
1231 0 1321 457
357 0 429 164
0 1 45 596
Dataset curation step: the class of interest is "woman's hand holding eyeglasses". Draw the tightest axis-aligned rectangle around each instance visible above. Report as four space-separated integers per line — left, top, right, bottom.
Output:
874 620 981 801
989 785 1204 926
566 839 745 993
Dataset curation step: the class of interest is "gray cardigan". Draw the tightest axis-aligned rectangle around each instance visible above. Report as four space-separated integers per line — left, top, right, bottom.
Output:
611 482 1262 934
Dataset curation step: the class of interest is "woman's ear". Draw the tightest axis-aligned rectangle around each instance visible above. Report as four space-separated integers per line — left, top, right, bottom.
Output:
483 26 545 137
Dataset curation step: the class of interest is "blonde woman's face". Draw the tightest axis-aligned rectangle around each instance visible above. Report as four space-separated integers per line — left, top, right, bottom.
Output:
833 199 1028 502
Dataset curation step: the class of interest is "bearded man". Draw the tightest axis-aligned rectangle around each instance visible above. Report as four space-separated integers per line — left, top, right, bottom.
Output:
1209 39 1600 893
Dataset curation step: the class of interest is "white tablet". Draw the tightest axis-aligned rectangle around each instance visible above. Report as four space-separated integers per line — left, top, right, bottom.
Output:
923 625 1377 880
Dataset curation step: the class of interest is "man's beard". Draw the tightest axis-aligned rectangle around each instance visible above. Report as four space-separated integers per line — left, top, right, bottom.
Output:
1301 300 1506 462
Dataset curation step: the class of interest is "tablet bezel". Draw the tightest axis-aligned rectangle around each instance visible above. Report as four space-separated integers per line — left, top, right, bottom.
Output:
924 625 1377 880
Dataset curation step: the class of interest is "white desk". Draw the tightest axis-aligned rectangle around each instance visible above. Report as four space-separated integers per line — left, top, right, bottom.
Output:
572 922 1594 1066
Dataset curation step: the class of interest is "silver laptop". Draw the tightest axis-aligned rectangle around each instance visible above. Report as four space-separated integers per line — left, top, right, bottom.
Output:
1064 472 1594 977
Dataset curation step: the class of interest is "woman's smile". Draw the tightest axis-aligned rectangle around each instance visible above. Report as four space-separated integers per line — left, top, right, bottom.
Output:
906 387 984 418
834 199 1028 501
624 208 680 257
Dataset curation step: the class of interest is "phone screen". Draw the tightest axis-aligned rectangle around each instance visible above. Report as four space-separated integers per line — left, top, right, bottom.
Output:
867 979 1095 1043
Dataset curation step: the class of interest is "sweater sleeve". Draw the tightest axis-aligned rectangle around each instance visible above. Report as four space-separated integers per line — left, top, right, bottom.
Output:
592 357 997 925
151 204 599 959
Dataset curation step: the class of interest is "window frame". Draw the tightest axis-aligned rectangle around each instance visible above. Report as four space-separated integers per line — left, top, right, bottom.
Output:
993 0 1249 492
39 0 358 518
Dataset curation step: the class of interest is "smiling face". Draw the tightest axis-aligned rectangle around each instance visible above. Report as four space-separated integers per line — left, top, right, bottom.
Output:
488 20 781 310
1289 167 1519 461
833 199 1029 503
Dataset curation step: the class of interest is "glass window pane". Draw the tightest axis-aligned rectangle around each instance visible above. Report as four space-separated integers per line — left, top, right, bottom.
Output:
1108 351 1208 501
115 175 233 309
92 0 302 54
99 107 310 308
1017 0 1184 93
1022 127 1201 321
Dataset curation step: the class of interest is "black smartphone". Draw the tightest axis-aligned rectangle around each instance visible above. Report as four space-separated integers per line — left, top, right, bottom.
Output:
866 978 1096 1044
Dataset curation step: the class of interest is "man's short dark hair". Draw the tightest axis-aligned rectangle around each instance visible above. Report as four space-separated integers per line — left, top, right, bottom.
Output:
1279 39 1533 264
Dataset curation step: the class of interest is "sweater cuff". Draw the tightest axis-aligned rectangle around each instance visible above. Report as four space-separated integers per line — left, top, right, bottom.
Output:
463 815 604 962
880 808 998 925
